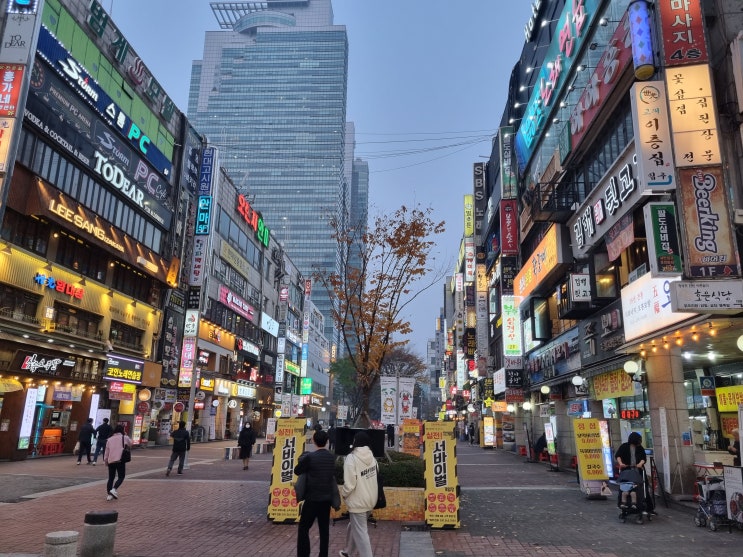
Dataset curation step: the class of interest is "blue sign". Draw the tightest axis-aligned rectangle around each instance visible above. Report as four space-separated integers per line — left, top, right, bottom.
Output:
195 195 213 235
515 0 599 173
36 25 173 178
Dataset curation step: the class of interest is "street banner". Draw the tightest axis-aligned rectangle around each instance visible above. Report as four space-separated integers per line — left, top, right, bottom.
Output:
267 417 305 523
423 421 460 529
380 376 397 424
398 377 415 420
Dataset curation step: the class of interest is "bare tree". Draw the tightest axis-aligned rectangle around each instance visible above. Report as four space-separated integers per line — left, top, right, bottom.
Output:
316 205 445 426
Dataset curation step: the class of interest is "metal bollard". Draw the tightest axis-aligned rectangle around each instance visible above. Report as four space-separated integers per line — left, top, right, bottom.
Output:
79 510 118 557
44 530 78 557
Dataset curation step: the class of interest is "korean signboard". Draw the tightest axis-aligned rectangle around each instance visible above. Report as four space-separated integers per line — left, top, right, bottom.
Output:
514 224 569 298
267 418 306 523
630 82 676 191
104 353 144 384
658 0 708 67
423 420 460 529
677 166 740 278
670 280 743 314
500 199 518 255
644 202 683 276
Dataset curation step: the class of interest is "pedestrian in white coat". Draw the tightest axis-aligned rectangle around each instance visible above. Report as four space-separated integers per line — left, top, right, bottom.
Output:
339 431 378 557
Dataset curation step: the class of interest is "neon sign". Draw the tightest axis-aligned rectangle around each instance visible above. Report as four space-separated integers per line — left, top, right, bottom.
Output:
236 194 270 247
34 273 84 299
515 0 599 172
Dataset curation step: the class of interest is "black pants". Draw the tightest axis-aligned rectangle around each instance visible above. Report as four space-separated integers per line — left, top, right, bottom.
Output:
297 499 331 557
107 461 126 493
77 442 92 463
168 450 186 473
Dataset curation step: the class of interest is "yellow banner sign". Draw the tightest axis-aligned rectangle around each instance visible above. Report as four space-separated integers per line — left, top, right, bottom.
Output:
716 385 743 412
267 417 306 523
573 418 609 481
592 369 634 399
423 421 460 529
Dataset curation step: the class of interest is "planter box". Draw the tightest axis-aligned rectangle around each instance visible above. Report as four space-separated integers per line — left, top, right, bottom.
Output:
331 487 425 522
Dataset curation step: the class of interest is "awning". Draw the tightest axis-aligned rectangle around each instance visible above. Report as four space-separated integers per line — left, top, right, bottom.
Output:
0 378 23 393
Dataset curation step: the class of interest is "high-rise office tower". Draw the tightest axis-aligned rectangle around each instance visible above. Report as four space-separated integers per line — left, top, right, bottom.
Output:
189 0 360 350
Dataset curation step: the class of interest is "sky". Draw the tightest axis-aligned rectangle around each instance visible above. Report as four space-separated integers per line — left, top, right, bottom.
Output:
108 0 535 357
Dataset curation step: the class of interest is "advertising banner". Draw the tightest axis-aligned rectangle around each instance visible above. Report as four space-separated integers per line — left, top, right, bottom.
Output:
500 199 519 255
398 377 415 421
267 417 306 523
401 418 421 457
658 0 708 67
573 418 611 496
380 376 397 424
677 166 740 277
670 279 743 314
423 420 460 529
630 81 676 191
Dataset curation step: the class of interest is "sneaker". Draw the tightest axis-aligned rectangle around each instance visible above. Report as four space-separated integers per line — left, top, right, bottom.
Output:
620 504 627 510
106 494 113 501
76 461 81 465
166 469 171 477
177 471 183 475
109 489 118 499
339 551 350 557
92 462 96 466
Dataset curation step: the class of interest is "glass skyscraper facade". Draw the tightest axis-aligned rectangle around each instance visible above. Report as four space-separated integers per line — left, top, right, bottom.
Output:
188 0 363 349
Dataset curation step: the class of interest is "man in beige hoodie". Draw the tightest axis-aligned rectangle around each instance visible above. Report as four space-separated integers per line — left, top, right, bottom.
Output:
339 431 378 557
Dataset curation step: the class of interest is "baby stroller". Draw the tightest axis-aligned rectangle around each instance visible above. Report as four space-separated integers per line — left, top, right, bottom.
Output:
617 466 654 524
694 476 730 532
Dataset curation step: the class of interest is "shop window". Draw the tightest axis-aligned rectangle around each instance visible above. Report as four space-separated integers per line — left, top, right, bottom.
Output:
110 320 144 351
0 284 41 321
53 303 101 339
1 209 49 256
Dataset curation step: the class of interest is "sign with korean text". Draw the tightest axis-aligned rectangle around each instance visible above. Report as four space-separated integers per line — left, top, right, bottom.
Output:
644 202 683 276
715 386 743 413
677 166 740 277
630 82 676 191
219 285 257 323
573 418 609 480
237 194 270 247
178 337 196 388
501 295 523 366
579 300 625 366
0 63 24 116
267 418 305 523
665 64 721 167
463 194 474 238
620 273 695 342
423 420 460 529
592 369 635 400
473 163 486 242
104 353 144 384
569 273 591 302
514 0 600 172
499 127 517 198
670 279 743 313
514 224 568 298
658 0 708 67
569 12 632 153
500 199 518 255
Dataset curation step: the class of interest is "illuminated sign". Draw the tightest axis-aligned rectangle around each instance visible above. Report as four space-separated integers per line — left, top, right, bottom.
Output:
195 195 212 235
219 285 257 322
620 409 643 420
48 198 125 252
104 353 144 384
33 273 84 299
0 64 24 116
300 377 312 395
36 26 172 176
515 0 600 172
514 224 569 298
658 0 708 67
236 194 270 247
463 194 474 238
18 388 38 449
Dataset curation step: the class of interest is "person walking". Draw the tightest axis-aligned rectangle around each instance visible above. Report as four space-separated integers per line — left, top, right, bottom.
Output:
386 423 395 448
339 431 378 557
237 422 257 470
92 418 113 465
468 422 475 446
327 424 336 452
294 429 339 557
77 418 96 465
166 421 191 476
103 424 132 501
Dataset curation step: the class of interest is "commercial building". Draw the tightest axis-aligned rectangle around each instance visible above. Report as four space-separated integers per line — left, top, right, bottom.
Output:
458 0 743 496
187 0 367 353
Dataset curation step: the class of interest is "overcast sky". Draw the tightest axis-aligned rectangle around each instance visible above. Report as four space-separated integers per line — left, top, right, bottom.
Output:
109 0 534 356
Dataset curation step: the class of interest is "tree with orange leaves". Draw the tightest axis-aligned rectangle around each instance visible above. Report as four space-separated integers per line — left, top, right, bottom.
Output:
315 205 445 427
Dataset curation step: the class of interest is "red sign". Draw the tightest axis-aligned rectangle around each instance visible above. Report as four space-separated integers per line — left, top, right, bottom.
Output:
569 12 633 152
658 0 708 67
0 64 24 117
500 199 518 255
137 402 149 414
173 402 185 413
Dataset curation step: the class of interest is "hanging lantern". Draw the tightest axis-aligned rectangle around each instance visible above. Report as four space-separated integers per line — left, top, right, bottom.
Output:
629 0 655 80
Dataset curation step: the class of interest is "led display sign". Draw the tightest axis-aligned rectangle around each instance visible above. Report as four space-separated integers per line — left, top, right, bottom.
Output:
236 194 270 247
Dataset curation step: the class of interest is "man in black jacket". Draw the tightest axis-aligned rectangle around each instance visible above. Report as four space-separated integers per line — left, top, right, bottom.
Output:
77 418 96 465
92 418 113 465
166 421 191 476
294 429 339 557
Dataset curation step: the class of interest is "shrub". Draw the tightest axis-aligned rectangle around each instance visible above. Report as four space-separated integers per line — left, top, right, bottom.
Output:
335 449 425 488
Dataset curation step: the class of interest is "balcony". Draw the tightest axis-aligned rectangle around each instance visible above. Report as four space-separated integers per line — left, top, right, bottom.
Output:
0 307 40 327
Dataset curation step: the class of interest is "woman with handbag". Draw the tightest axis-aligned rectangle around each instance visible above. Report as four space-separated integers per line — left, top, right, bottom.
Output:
103 424 132 501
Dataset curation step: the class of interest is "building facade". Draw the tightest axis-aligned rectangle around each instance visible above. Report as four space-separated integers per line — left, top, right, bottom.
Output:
187 0 362 352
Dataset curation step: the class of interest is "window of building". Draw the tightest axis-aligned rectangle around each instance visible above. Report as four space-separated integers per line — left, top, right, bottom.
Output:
109 320 144 351
53 303 101 340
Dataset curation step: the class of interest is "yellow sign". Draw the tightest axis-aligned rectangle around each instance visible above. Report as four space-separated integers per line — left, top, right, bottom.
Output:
716 385 743 412
267 417 306 523
592 369 634 399
423 421 460 529
573 418 609 481
401 419 421 457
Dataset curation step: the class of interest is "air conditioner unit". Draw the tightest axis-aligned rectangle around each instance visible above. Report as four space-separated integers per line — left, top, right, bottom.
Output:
735 209 743 226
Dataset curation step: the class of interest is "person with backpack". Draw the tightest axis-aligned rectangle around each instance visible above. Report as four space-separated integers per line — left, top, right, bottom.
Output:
166 421 191 476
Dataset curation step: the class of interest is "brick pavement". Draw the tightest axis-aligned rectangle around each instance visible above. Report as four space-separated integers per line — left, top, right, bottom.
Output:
0 440 741 556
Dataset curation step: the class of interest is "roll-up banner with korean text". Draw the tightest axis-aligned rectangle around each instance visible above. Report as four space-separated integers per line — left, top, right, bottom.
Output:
573 418 613 497
423 420 460 529
267 417 306 523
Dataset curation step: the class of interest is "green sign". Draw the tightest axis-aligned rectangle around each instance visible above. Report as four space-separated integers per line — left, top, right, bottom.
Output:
300 377 312 395
644 202 683 276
